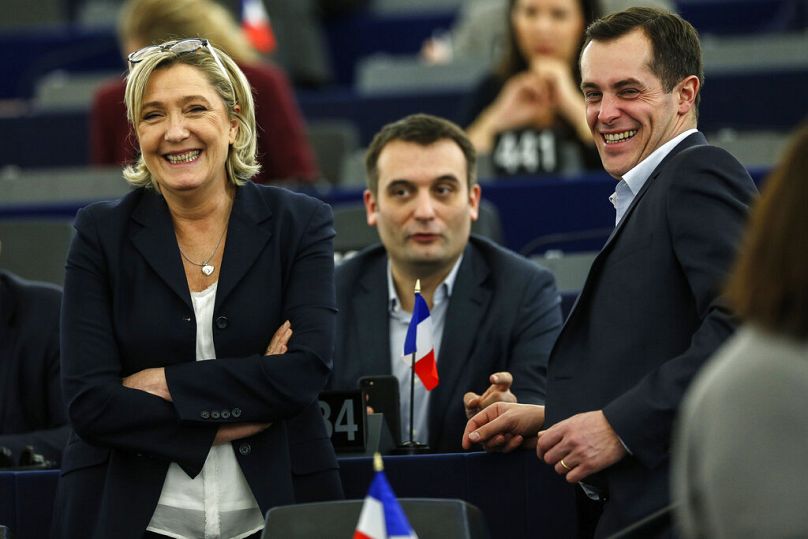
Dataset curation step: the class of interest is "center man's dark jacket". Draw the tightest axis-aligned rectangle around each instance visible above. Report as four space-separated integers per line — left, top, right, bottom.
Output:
331 235 563 451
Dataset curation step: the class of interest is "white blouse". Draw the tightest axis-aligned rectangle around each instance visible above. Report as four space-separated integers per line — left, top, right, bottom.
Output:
146 282 264 539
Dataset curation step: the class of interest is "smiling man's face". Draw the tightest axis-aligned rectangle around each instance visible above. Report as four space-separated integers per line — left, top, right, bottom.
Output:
581 28 693 178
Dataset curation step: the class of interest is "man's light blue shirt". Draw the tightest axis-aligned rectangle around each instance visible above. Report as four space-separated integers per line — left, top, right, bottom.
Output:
610 129 698 226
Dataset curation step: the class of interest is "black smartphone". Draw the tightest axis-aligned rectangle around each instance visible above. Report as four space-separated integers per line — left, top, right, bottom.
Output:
358 375 401 445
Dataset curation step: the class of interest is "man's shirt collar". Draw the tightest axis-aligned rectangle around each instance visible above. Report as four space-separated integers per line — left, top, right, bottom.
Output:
387 254 464 316
611 128 698 225
622 128 698 194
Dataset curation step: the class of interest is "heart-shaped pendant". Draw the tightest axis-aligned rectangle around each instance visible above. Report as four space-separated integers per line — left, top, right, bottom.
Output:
202 264 215 276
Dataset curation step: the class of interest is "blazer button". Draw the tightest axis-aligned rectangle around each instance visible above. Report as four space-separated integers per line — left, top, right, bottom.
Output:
232 408 242 418
215 316 229 329
183 314 192 323
200 410 210 419
211 410 220 419
239 443 251 456
221 410 231 419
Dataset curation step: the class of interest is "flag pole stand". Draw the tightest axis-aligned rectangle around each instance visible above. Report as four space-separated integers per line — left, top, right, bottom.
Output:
391 352 429 454
392 443 430 455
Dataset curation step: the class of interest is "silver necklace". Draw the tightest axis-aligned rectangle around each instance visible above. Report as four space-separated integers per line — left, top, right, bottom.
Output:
178 226 227 276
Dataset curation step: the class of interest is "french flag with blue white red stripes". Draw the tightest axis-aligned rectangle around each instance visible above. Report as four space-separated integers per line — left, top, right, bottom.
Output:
402 287 439 391
240 0 276 53
353 467 418 539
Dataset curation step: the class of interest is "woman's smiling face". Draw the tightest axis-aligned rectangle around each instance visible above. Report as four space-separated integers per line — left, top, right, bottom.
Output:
136 63 237 196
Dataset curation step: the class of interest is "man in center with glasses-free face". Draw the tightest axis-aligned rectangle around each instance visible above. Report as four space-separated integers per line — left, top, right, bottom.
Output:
330 113 563 451
463 8 757 537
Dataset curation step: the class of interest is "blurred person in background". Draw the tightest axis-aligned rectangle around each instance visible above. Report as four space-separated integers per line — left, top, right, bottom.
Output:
464 0 601 177
0 258 67 467
421 0 673 67
673 122 808 539
422 0 509 67
90 0 319 184
53 38 341 538
264 0 368 88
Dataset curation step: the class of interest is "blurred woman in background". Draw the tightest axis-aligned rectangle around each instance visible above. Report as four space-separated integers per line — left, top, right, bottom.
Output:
90 0 319 184
465 0 600 177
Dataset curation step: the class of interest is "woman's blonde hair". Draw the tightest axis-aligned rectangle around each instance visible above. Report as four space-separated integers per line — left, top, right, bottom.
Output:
123 42 260 188
118 0 258 64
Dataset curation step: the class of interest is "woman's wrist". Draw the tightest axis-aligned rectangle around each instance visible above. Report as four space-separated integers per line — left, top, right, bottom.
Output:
467 106 500 154
559 96 593 143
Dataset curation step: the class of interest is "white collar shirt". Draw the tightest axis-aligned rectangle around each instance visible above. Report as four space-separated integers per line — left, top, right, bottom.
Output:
147 281 264 539
610 129 698 226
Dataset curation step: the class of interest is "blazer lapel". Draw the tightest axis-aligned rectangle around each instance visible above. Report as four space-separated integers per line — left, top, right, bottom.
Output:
130 190 192 309
599 132 708 255
215 182 273 309
353 252 391 376
429 244 492 445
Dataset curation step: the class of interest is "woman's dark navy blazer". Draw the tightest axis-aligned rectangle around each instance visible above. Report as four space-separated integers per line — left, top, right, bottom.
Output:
52 181 343 539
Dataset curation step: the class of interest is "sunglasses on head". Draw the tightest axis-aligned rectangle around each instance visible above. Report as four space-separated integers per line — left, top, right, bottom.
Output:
128 38 232 91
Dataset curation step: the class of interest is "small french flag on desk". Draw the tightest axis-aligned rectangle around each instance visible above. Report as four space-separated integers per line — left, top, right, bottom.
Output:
402 280 439 391
353 454 418 539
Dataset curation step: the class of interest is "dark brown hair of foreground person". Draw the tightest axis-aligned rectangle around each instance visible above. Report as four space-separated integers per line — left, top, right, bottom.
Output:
725 121 808 340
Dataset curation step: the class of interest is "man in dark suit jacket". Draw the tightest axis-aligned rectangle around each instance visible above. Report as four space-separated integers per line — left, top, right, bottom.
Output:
330 114 562 452
462 8 757 537
0 267 68 465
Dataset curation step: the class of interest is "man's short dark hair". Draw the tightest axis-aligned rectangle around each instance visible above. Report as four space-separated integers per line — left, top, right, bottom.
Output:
585 7 703 111
364 114 477 196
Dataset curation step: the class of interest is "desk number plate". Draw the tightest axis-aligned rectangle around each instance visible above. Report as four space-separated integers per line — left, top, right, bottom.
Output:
318 390 365 452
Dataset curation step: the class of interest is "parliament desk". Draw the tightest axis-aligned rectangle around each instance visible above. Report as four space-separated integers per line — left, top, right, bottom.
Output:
0 450 576 539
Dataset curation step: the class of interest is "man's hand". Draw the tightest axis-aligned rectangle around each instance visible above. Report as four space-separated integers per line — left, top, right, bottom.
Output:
536 410 627 483
122 367 172 401
464 371 517 418
462 402 545 452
